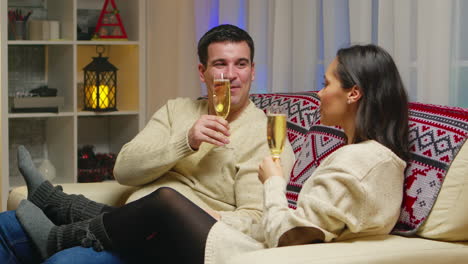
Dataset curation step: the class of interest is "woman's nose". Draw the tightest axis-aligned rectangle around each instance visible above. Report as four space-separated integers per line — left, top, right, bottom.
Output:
317 89 322 99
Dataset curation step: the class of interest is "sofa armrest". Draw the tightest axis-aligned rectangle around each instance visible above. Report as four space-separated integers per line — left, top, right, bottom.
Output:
7 181 138 210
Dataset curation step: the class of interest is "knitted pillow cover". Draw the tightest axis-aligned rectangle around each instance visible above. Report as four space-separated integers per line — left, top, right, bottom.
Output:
392 103 468 235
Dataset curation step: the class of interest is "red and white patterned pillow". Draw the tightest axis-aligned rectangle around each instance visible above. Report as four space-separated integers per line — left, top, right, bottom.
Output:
251 93 468 234
393 102 468 234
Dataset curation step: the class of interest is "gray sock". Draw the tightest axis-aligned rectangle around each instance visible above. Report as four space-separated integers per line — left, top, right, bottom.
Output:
30 180 111 225
18 146 111 224
16 200 110 260
17 145 46 199
16 200 54 260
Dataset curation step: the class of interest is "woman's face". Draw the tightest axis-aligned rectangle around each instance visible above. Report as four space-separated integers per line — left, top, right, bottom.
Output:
317 58 350 127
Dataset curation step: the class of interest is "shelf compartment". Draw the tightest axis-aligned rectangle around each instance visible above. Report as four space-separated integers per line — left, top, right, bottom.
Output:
77 0 140 42
7 0 74 41
77 44 139 112
9 116 75 188
78 115 138 155
8 44 74 113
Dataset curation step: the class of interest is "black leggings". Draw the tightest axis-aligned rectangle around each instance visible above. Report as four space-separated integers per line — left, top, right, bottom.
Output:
102 187 217 264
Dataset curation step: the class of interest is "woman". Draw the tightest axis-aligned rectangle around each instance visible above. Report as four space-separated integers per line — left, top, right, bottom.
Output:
15 44 409 264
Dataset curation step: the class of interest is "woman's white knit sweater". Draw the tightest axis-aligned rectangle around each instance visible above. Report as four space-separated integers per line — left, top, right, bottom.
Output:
205 140 406 264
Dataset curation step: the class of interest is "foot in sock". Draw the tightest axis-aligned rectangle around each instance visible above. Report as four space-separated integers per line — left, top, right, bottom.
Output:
16 199 53 259
17 145 46 199
16 200 110 260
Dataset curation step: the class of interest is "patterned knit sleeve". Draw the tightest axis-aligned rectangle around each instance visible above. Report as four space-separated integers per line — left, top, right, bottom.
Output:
113 99 196 186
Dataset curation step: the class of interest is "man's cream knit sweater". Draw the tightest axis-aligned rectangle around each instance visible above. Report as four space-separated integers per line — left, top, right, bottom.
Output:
113 97 295 237
204 140 406 264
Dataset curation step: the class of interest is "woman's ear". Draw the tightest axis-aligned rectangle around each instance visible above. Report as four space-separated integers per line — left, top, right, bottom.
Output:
347 85 362 104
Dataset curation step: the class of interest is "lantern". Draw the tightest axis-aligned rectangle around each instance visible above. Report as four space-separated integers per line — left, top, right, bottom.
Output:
83 46 117 111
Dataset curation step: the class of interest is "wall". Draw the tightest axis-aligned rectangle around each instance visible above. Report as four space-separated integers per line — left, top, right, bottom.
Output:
145 0 201 120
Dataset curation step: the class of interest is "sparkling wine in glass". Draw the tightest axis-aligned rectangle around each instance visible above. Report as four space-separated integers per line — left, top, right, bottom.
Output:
213 73 231 119
267 106 287 160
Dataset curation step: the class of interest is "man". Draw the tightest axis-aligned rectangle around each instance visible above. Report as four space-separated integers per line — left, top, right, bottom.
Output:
113 24 294 235
0 24 294 263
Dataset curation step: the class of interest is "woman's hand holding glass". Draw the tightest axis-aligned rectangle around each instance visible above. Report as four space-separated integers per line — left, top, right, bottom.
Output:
258 156 284 184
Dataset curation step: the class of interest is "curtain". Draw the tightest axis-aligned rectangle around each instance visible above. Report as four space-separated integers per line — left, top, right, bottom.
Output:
145 0 467 119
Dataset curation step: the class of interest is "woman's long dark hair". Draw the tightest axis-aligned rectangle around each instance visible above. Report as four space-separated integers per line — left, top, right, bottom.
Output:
336 44 410 161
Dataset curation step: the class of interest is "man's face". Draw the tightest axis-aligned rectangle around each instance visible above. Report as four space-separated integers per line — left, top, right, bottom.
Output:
199 41 255 118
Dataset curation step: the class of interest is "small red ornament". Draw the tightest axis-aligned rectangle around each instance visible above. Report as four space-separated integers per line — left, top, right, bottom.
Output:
93 0 128 40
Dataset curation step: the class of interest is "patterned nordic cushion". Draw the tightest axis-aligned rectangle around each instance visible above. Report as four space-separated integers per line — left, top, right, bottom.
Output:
392 103 468 235
252 93 468 235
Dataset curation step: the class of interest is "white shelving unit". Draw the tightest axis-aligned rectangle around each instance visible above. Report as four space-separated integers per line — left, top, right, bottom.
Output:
0 0 146 210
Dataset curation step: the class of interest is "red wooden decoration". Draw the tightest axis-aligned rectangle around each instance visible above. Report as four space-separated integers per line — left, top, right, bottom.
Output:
93 0 128 40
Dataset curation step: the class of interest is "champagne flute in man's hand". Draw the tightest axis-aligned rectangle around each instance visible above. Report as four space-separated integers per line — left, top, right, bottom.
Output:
213 73 231 119
211 73 232 149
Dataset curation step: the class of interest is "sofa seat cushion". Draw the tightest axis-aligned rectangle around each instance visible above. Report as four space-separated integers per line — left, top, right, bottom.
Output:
227 235 468 264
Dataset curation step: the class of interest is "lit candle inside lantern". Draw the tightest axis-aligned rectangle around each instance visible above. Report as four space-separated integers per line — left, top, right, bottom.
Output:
89 85 110 109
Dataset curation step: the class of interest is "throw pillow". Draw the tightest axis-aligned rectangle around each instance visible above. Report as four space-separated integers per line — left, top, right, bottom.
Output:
416 141 468 241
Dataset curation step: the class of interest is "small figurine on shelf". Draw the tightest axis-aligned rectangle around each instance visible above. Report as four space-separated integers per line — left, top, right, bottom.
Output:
93 0 128 40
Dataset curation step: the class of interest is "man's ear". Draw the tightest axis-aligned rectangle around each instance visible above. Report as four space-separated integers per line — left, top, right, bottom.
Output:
251 62 256 81
198 63 206 83
348 85 362 103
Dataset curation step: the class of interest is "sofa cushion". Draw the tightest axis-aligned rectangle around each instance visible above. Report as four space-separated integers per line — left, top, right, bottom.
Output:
393 103 468 235
417 141 468 241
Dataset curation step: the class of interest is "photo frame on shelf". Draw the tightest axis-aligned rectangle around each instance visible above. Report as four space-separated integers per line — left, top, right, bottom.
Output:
77 9 101 40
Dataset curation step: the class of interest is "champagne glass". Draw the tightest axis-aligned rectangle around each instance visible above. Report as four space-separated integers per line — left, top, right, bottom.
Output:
267 105 287 160
212 73 231 119
212 73 232 149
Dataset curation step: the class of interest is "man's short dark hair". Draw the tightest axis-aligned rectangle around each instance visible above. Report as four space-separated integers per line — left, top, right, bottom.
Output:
197 24 254 67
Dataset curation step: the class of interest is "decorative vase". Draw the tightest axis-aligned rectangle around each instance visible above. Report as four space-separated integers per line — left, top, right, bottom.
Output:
38 143 56 181
39 159 56 181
